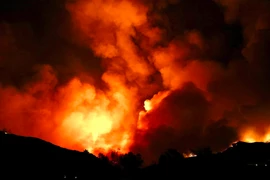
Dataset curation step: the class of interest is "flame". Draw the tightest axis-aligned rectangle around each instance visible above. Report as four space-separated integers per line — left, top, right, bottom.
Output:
240 128 270 143
183 153 197 158
138 91 171 130
54 0 151 154
1 0 270 162
58 78 137 154
143 91 170 113
1 0 152 156
144 100 152 112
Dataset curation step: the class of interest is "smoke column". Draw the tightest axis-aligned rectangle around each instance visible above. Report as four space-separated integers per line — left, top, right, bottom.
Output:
0 0 270 162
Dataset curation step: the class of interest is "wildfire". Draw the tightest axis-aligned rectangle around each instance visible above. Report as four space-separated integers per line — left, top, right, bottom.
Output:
56 77 136 154
240 129 270 143
1 0 270 162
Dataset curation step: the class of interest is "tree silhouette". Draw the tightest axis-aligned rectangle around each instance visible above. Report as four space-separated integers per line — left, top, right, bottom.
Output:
98 153 110 164
119 152 143 170
158 149 184 177
109 151 120 165
191 147 212 157
159 149 184 167
1 128 10 134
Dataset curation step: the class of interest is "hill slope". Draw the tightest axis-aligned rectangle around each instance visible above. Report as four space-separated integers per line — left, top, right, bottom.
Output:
2 131 270 179
0 131 117 179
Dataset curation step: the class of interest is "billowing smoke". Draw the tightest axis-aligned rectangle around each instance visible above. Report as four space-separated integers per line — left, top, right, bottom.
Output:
0 0 270 163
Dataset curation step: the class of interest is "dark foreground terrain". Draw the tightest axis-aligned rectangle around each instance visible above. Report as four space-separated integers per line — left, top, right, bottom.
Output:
1 130 270 179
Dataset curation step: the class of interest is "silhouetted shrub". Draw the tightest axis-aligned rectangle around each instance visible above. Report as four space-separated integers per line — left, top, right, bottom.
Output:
119 152 143 170
98 153 110 164
158 149 184 167
191 147 212 157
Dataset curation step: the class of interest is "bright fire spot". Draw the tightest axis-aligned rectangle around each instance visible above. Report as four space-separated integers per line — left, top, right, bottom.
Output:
183 152 197 158
63 111 112 143
144 100 152 112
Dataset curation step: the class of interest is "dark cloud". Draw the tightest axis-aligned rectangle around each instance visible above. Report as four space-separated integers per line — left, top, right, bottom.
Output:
0 0 103 87
132 83 211 161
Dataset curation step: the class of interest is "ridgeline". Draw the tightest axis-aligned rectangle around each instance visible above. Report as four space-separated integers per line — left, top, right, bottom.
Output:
1 130 270 179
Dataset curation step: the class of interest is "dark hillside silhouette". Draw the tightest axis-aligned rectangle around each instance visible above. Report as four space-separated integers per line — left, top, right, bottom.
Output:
1 131 117 179
1 130 270 179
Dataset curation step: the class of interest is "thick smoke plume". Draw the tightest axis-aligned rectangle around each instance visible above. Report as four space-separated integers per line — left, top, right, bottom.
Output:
0 0 270 163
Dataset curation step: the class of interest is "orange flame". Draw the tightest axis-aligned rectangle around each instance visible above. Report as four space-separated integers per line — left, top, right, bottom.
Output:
1 0 270 162
240 128 270 143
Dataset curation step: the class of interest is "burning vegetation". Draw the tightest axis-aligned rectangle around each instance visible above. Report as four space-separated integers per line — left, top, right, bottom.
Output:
0 0 270 162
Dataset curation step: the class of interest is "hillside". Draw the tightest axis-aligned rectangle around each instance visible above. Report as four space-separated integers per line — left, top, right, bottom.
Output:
0 131 117 179
1 131 270 179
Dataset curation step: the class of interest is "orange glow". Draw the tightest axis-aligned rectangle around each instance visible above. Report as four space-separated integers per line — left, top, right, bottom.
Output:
183 152 197 158
1 0 152 156
138 91 171 130
1 0 270 162
55 77 136 154
240 128 270 143
144 91 171 112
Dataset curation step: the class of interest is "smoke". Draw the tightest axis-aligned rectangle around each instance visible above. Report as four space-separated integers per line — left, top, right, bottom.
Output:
1 0 270 163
